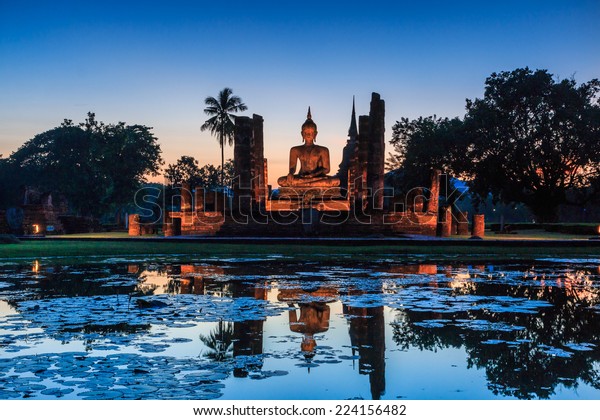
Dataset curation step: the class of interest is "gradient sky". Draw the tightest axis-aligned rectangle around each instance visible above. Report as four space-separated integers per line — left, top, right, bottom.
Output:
1 0 599 182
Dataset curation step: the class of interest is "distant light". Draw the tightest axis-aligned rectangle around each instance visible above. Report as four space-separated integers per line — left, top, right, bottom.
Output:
32 260 40 273
33 224 40 234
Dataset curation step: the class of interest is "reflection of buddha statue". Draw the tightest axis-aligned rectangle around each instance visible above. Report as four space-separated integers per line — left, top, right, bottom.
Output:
289 302 331 359
277 108 340 188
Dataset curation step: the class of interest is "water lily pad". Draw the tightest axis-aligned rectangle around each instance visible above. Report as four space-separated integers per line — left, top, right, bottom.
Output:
41 388 75 397
78 390 124 399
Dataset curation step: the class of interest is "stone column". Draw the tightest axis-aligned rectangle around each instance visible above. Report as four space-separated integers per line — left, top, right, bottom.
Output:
128 214 141 236
234 116 253 212
451 216 458 235
355 115 370 207
413 188 424 213
181 182 192 224
251 114 265 205
367 92 385 210
163 213 181 237
263 158 269 203
181 182 192 212
439 206 452 237
472 214 485 238
194 188 204 212
215 191 226 213
426 169 441 214
457 211 469 235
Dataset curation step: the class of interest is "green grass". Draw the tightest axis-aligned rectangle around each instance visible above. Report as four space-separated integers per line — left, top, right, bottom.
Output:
1 236 599 264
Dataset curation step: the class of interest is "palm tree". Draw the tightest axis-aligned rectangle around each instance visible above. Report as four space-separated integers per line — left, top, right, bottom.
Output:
200 88 247 186
199 320 234 362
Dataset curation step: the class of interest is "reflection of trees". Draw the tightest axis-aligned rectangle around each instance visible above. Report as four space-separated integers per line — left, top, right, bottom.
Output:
391 266 600 399
4 263 152 308
199 320 234 362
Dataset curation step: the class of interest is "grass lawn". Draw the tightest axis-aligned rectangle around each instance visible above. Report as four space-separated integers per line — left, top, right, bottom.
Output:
1 232 599 263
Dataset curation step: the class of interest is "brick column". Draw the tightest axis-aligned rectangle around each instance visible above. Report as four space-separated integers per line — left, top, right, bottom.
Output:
471 214 485 238
251 114 265 205
234 116 253 212
367 92 385 210
457 211 469 235
194 188 204 212
128 214 141 236
426 169 441 214
439 206 452 237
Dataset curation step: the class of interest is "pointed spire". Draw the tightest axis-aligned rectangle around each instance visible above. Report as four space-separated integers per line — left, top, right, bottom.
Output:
348 96 358 138
307 106 312 120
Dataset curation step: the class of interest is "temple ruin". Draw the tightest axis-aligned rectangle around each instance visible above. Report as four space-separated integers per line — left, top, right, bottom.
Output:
159 93 441 237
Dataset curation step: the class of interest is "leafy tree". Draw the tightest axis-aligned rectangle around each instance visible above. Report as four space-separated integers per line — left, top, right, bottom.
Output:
6 112 163 217
200 87 247 186
463 68 600 221
387 116 466 197
387 68 600 222
164 156 234 189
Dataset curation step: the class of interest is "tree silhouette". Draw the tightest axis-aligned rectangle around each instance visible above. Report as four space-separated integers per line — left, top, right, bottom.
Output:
463 68 600 221
200 88 247 186
6 112 163 217
199 320 234 362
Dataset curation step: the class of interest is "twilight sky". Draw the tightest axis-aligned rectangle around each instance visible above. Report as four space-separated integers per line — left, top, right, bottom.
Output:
1 0 599 182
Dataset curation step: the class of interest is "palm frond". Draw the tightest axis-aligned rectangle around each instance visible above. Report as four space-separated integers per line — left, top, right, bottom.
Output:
201 87 247 185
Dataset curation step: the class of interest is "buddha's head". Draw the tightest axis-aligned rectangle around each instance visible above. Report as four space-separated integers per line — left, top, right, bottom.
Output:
301 107 317 143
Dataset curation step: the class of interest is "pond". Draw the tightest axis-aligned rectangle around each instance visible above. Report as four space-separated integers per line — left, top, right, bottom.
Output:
1 255 599 400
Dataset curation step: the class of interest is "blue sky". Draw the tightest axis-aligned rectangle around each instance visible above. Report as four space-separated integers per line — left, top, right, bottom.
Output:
1 0 598 180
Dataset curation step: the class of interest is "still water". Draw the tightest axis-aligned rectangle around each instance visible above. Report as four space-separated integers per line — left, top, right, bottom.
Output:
1 256 599 400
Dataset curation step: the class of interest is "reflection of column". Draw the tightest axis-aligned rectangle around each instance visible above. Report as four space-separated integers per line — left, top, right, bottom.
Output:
344 304 386 400
233 320 264 377
231 281 266 377
179 265 205 295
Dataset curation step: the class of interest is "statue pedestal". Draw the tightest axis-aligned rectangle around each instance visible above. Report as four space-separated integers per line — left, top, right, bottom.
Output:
270 187 349 211
278 186 343 199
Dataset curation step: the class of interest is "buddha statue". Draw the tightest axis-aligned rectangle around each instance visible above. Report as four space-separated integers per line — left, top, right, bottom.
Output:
277 108 340 188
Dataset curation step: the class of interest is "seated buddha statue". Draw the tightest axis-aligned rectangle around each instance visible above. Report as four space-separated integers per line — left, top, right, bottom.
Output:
277 108 340 188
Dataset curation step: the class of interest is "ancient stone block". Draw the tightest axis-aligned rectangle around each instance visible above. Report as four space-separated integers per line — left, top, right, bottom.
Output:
163 217 181 237
439 206 452 237
472 214 485 238
128 214 141 236
426 169 441 215
180 182 192 213
194 188 204 212
457 211 469 235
